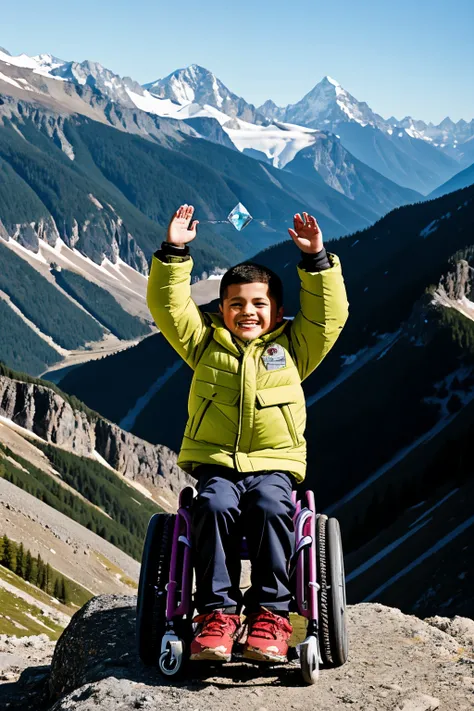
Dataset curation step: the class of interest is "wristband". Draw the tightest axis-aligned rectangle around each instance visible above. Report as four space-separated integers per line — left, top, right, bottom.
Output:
299 247 331 272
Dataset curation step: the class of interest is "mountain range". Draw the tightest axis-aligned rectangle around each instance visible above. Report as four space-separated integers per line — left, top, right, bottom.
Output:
1 46 471 201
1 43 453 376
0 46 472 268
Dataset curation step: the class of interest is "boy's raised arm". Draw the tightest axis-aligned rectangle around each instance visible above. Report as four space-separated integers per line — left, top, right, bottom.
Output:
147 204 210 370
287 212 349 381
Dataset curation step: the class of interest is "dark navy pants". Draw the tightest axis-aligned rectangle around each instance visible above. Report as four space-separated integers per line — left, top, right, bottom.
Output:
191 465 295 614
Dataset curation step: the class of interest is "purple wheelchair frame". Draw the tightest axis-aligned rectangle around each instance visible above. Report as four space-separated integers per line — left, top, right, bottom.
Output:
164 487 319 630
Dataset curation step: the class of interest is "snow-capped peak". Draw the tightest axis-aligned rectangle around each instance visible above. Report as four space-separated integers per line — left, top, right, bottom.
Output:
31 53 65 70
50 59 144 97
0 48 66 79
144 64 267 124
145 64 220 104
0 49 40 70
324 75 341 88
280 75 385 130
0 49 145 107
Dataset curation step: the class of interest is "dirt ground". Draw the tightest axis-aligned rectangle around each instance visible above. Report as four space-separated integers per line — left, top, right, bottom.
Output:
1 599 473 711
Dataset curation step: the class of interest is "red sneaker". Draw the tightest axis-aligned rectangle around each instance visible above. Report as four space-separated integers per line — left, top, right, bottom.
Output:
243 608 293 662
190 610 241 661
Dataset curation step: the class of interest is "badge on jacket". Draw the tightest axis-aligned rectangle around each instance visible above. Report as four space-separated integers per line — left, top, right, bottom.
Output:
262 344 286 370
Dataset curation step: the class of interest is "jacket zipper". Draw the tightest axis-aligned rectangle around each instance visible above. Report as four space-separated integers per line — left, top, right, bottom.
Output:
234 343 253 453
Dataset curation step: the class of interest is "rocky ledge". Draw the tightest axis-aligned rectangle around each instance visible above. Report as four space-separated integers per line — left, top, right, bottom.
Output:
0 595 473 711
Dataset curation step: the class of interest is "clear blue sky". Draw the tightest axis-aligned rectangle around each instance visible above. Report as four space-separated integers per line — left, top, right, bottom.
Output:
2 0 473 123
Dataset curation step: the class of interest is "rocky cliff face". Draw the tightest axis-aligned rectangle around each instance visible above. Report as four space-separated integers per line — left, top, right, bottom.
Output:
0 211 148 275
1 594 473 710
433 259 474 310
0 216 59 251
0 373 193 504
402 258 474 349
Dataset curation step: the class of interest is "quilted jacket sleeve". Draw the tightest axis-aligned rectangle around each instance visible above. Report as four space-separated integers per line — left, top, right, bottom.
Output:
147 254 211 370
289 253 349 381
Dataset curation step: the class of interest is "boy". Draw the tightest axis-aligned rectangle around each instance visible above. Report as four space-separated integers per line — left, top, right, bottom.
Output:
147 204 348 664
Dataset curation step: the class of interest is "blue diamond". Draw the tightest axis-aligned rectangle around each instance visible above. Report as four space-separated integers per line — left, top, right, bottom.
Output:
227 203 252 231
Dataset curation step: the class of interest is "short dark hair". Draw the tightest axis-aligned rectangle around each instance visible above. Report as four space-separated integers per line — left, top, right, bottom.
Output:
219 262 283 308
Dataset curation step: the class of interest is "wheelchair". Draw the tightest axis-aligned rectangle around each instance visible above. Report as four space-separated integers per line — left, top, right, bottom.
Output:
136 486 348 684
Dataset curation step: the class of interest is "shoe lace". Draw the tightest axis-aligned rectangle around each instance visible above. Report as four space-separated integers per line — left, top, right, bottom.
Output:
248 610 291 640
196 611 238 638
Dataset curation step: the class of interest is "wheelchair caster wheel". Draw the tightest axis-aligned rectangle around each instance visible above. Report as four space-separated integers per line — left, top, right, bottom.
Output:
300 635 320 684
158 639 185 676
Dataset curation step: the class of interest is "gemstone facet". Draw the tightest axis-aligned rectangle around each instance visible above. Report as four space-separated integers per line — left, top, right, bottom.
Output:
227 203 253 231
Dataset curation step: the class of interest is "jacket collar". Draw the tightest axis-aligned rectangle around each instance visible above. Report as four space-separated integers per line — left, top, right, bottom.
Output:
207 312 290 355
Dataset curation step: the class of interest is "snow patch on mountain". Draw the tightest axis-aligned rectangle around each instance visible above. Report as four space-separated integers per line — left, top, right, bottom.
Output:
3 233 147 306
127 87 322 168
0 49 65 80
0 72 23 89
127 87 231 126
144 64 266 125
225 122 320 168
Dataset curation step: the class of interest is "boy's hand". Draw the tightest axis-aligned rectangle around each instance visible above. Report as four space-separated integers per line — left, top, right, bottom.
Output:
288 212 323 254
167 204 199 246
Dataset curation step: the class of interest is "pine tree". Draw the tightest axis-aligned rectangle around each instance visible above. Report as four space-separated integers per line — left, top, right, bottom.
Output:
0 534 8 566
53 577 61 600
36 555 45 590
3 535 16 572
0 533 5 562
60 578 70 605
16 542 25 578
30 557 39 586
24 550 33 583
44 563 53 594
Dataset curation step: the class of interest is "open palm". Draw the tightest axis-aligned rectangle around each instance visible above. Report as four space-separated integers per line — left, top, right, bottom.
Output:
167 204 199 246
288 212 323 254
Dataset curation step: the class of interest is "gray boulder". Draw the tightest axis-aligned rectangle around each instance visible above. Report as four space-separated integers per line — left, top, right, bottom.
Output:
49 595 138 698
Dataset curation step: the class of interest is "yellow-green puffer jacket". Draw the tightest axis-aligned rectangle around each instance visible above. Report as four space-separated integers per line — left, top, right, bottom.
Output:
147 254 348 482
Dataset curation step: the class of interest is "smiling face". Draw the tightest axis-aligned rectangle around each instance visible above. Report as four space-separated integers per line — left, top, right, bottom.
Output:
219 282 284 341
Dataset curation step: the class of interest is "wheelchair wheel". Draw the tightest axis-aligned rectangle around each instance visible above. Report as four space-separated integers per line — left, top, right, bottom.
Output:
316 515 348 667
299 635 319 684
136 513 175 665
